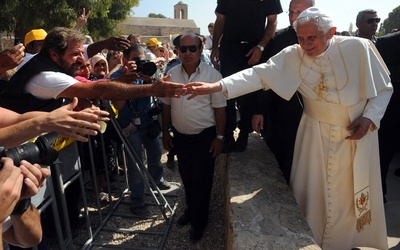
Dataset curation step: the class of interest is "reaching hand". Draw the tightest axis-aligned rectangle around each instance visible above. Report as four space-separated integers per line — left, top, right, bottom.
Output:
45 97 110 142
104 37 131 52
152 75 186 98
185 81 222 100
0 44 25 74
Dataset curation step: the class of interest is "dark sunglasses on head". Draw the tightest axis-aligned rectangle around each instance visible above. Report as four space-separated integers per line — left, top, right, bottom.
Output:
366 18 381 24
179 45 199 53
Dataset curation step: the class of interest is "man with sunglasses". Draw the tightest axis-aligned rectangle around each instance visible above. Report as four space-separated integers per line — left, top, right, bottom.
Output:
355 9 380 43
161 33 226 243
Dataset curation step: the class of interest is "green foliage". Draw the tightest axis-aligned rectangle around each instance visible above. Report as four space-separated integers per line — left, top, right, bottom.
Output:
379 5 400 35
148 13 167 18
0 0 140 41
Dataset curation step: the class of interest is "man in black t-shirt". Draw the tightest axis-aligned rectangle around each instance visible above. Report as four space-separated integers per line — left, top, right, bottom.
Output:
211 0 283 152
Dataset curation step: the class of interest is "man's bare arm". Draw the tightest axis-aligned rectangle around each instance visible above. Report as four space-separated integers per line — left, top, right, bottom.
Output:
58 75 185 100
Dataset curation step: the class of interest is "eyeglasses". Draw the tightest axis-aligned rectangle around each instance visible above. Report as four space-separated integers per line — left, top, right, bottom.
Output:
366 18 381 24
179 45 199 53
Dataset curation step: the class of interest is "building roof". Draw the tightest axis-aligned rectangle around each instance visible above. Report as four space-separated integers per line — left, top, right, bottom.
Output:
121 17 198 29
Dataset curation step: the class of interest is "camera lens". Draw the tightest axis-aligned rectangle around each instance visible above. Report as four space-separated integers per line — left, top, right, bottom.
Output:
2 143 41 166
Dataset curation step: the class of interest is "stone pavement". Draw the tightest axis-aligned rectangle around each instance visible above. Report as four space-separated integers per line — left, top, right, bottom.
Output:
226 131 400 250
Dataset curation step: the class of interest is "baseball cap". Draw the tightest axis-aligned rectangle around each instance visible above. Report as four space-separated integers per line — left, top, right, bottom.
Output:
24 29 47 46
147 37 160 47
208 22 215 27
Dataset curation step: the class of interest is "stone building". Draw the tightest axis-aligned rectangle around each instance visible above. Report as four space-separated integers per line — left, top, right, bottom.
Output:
117 1 200 45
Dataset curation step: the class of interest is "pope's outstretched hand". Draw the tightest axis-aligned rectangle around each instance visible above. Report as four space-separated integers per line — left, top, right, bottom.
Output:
185 82 222 100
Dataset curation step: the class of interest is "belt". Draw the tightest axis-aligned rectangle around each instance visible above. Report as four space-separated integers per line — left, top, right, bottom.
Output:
303 98 351 126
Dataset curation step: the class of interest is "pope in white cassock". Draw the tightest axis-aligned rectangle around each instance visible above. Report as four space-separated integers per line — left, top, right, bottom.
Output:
186 7 393 250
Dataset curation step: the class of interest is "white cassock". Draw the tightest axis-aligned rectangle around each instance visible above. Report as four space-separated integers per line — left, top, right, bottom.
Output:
220 36 393 250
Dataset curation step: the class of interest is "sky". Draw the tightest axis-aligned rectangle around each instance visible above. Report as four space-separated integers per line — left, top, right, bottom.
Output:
131 0 399 35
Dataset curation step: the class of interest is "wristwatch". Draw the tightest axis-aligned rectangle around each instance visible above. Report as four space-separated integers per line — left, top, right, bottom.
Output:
11 198 31 215
256 44 264 51
216 135 225 141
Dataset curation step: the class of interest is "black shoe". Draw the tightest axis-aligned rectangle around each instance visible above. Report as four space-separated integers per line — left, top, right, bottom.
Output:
157 181 171 190
189 227 204 243
129 206 152 217
177 212 190 226
166 153 175 170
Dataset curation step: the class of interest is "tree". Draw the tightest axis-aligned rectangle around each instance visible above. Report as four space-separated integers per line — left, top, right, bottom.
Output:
0 0 140 42
148 13 167 18
379 5 400 35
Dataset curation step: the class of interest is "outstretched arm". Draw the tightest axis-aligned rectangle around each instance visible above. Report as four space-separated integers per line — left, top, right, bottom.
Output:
185 81 222 100
0 97 109 148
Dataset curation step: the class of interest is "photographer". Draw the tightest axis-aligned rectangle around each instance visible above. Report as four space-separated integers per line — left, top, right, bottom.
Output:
112 43 170 217
1 158 48 249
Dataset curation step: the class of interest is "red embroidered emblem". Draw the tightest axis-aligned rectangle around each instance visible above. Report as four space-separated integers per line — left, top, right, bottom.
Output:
356 192 370 215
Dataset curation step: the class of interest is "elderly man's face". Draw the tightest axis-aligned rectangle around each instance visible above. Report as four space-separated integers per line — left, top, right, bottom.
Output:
54 41 86 76
296 22 336 57
179 36 202 67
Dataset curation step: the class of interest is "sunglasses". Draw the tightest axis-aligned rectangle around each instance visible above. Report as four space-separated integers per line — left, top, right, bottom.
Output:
179 45 199 53
366 18 381 24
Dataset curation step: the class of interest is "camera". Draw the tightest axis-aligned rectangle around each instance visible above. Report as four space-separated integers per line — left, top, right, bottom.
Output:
134 58 157 77
0 132 60 170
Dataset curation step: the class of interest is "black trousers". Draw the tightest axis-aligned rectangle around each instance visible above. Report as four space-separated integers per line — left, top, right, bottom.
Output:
172 126 216 230
219 44 267 139
379 82 400 196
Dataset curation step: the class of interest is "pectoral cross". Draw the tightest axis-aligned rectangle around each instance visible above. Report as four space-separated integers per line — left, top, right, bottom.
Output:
314 73 328 101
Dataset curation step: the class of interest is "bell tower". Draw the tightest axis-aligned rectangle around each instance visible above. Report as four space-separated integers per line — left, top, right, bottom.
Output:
174 1 188 20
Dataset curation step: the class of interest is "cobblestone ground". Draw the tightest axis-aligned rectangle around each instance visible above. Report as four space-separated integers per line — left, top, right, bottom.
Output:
42 145 226 250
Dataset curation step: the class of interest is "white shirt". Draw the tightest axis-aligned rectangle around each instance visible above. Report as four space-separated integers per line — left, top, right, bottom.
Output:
161 61 226 135
26 71 78 99
205 35 213 50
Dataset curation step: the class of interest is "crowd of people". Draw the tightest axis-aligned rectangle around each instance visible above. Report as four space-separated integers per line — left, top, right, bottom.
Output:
0 1 399 249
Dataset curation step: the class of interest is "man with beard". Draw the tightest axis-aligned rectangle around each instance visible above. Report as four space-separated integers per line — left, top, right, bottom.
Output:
0 27 184 113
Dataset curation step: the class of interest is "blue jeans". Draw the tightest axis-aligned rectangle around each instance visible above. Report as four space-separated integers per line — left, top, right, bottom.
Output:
126 127 163 207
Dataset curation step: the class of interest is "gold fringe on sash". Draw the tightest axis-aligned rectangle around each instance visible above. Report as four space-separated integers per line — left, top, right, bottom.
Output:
356 209 371 233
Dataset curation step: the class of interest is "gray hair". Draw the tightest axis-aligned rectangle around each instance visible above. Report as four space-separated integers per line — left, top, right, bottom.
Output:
356 9 377 23
293 14 334 33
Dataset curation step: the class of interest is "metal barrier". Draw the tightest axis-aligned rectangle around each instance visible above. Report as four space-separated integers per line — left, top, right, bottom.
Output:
30 100 179 249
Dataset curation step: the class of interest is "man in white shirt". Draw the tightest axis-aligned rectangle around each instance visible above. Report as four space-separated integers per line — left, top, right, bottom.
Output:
204 22 214 50
161 33 226 243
